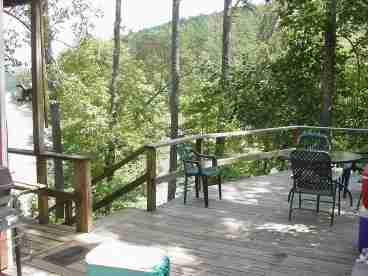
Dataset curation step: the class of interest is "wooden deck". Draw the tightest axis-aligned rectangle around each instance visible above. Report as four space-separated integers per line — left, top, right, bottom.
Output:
11 171 361 275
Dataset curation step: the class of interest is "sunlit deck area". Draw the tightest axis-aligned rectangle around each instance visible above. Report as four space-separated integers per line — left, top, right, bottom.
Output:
15 170 360 276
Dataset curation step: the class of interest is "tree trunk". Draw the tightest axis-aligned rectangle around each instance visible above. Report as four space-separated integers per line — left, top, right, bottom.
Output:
222 0 232 88
320 0 337 127
168 0 181 201
50 103 65 218
216 0 233 155
106 0 122 175
42 0 65 219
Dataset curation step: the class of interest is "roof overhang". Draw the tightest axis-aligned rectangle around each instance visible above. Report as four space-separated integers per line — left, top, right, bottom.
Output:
4 0 30 8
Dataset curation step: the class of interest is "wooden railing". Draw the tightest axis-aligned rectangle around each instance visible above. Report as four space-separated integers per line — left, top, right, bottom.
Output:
8 148 92 233
144 125 368 210
74 125 368 214
9 125 368 230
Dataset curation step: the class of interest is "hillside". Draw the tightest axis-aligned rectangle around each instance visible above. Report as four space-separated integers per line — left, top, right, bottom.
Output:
126 7 263 67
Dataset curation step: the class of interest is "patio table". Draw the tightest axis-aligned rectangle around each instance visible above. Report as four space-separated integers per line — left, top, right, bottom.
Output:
279 150 363 164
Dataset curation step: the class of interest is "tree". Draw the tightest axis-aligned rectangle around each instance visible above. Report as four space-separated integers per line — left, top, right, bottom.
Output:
216 0 233 155
168 0 181 201
216 0 255 154
320 0 337 126
4 0 101 67
56 39 166 209
106 0 122 176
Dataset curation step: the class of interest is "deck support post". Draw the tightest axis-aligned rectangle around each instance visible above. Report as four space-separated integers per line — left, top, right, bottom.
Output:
73 159 92 233
31 0 49 225
146 146 156 211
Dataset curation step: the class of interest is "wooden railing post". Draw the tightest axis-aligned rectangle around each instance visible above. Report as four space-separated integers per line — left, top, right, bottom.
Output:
292 128 300 146
195 138 203 154
73 159 92 233
31 0 49 225
146 146 156 211
37 156 48 224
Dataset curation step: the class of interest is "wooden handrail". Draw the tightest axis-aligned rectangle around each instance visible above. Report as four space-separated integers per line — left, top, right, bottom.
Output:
153 148 295 185
8 148 91 161
92 146 146 186
147 125 368 149
93 173 148 211
38 188 80 202
147 126 299 148
297 125 368 133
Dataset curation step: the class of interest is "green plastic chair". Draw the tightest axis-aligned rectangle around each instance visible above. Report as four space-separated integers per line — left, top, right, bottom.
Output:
177 144 222 207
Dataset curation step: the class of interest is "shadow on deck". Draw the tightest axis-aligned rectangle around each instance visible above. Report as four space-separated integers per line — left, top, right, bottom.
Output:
17 171 361 275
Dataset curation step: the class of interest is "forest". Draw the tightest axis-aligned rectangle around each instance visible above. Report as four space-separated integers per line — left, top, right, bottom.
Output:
4 0 368 215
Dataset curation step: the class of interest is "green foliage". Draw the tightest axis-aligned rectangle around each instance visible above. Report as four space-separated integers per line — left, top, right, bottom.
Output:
56 39 166 179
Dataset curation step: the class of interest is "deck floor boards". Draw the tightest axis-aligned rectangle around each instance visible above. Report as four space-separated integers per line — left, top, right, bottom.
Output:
10 171 360 275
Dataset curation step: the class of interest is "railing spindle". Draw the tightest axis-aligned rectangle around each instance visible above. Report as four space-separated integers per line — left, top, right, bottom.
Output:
146 146 157 211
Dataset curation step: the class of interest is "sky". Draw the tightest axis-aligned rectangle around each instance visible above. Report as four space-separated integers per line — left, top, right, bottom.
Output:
93 0 264 39
6 0 265 65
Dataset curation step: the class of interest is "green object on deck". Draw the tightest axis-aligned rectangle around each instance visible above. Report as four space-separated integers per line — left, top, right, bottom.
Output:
86 241 170 276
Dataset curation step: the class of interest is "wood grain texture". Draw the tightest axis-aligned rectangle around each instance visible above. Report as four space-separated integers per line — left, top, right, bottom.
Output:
18 171 360 276
73 160 92 233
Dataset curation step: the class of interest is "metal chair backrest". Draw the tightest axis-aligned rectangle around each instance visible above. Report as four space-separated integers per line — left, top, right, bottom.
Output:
176 144 197 172
290 150 334 194
297 133 331 151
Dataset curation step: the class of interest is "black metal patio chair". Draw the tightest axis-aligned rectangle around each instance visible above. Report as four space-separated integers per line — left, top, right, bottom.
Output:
288 132 332 202
297 133 354 207
177 144 222 208
289 150 340 226
297 132 331 151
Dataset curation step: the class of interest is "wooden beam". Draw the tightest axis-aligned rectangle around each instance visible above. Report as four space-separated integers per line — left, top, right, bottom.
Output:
148 126 299 148
91 146 145 186
31 0 48 225
31 0 45 154
8 148 90 161
155 171 182 185
73 159 92 233
93 173 147 211
37 188 79 202
217 148 294 167
147 126 368 149
154 148 296 185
